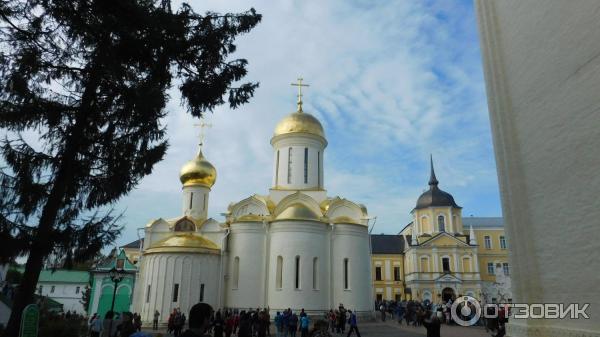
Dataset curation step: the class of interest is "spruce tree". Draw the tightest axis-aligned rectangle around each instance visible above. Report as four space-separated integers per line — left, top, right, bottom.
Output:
0 1 260 335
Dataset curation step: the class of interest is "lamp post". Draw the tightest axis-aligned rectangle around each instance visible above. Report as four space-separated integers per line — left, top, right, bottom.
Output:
108 267 125 337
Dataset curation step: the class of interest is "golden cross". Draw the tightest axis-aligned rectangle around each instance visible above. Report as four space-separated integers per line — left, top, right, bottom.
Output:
193 121 212 147
291 77 309 112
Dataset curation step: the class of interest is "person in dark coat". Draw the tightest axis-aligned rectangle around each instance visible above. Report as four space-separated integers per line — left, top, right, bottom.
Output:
422 312 441 337
180 303 214 337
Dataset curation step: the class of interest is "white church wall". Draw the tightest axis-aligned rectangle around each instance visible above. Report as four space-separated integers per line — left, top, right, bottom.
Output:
137 252 220 323
225 222 266 309
182 185 210 220
267 221 330 313
331 224 372 314
271 135 325 190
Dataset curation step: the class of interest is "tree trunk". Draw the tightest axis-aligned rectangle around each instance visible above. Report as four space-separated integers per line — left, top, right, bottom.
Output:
2 61 102 337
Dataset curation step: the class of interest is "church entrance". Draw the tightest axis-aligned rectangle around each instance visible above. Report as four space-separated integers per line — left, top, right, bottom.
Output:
442 287 455 302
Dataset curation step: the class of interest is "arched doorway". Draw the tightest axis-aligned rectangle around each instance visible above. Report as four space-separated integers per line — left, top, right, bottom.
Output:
442 287 455 302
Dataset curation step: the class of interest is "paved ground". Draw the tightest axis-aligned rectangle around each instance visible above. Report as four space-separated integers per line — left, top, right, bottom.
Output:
144 321 490 337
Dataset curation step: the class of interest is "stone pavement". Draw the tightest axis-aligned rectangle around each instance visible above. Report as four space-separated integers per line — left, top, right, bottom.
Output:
143 322 490 337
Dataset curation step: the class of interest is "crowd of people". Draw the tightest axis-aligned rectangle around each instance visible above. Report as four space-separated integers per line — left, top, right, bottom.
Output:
88 311 143 337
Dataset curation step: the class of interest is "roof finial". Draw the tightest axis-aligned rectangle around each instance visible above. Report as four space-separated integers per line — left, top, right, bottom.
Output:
291 77 309 112
429 154 439 186
193 120 212 155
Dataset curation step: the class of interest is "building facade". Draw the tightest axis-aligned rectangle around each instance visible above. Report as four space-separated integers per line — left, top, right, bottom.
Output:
370 158 511 304
131 91 373 324
35 270 90 314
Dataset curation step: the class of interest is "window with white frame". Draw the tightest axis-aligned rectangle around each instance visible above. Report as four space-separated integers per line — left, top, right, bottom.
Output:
487 262 494 275
499 236 507 249
502 263 510 276
438 215 445 232
484 236 492 249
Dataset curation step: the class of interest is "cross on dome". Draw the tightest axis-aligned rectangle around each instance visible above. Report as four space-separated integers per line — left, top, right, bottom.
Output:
291 77 309 112
193 121 212 151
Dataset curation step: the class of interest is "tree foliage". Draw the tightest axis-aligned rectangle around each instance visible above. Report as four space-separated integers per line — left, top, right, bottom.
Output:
0 0 260 335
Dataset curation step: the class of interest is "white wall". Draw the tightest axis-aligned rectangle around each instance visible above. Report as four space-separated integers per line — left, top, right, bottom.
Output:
476 1 600 335
38 282 87 314
267 221 330 313
271 135 325 190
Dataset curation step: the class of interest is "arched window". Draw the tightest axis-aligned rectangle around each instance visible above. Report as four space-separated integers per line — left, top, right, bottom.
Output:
276 256 283 289
312 257 318 290
317 151 321 187
174 219 195 232
343 258 349 290
442 257 451 273
294 256 301 289
189 192 194 209
287 147 293 184
275 150 280 185
438 215 445 232
420 256 429 272
233 257 240 289
304 148 308 184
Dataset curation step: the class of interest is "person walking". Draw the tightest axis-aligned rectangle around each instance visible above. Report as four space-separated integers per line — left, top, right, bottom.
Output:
327 310 336 333
274 312 283 337
345 311 361 337
299 314 309 337
89 313 102 337
153 310 160 330
288 312 298 337
213 311 225 337
101 311 117 337
422 312 441 337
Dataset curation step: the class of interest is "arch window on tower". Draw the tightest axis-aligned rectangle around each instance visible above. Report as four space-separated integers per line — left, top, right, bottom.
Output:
304 148 308 184
233 257 240 289
276 150 280 185
294 256 301 289
438 215 445 232
174 218 195 232
312 257 318 290
276 256 283 289
189 192 193 209
203 194 207 211
317 151 321 187
343 258 350 290
287 147 293 184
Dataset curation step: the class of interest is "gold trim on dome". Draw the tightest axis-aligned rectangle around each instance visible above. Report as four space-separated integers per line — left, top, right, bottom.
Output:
273 111 325 139
145 233 220 254
331 216 363 225
274 203 323 222
179 150 217 188
270 186 326 192
320 199 331 213
235 214 266 222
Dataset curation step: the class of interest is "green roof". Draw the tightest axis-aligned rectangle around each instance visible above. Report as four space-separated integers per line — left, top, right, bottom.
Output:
37 270 90 284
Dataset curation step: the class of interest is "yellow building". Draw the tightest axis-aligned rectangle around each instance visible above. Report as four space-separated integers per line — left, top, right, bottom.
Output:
370 157 511 304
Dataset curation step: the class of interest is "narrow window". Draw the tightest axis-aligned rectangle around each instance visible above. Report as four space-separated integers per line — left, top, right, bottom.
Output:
376 293 383 301
38 286 43 294
287 147 293 184
395 294 402 302
312 257 318 290
484 236 492 249
276 256 283 289
442 257 451 273
294 256 300 289
275 150 280 185
51 286 55 293
502 263 510 276
304 148 308 184
375 267 382 281
438 215 445 232
203 194 207 211
394 267 401 281
172 284 179 302
233 257 240 289
499 236 507 249
487 262 494 275
189 192 193 209
343 258 349 289
76 286 80 294
200 284 205 302
146 285 151 303
317 151 321 187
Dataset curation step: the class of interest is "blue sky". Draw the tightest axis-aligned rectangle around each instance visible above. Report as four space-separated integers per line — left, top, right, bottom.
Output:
100 0 502 246
109 0 501 244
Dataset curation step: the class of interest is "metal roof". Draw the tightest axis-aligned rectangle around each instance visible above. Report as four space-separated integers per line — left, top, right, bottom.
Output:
370 234 405 254
462 217 504 228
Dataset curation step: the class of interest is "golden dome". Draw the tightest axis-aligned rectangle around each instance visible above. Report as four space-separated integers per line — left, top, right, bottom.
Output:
273 111 325 139
146 233 220 254
179 150 217 188
275 203 322 222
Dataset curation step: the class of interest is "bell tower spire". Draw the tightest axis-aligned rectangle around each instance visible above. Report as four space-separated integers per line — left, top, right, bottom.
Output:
429 154 439 187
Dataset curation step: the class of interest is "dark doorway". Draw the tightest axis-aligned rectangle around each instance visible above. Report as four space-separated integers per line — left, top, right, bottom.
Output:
442 287 455 302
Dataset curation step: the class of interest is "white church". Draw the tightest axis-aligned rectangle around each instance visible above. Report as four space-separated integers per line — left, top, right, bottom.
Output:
132 85 373 322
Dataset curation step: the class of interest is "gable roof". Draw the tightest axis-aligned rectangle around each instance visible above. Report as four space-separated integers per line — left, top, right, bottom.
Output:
38 270 90 284
121 238 143 248
419 231 470 247
370 234 404 254
462 217 503 228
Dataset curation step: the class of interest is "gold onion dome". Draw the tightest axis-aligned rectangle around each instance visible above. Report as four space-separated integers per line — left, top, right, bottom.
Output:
179 150 217 188
274 111 325 139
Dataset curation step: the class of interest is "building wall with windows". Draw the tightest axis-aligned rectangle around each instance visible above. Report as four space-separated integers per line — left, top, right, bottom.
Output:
34 270 89 314
370 235 405 302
